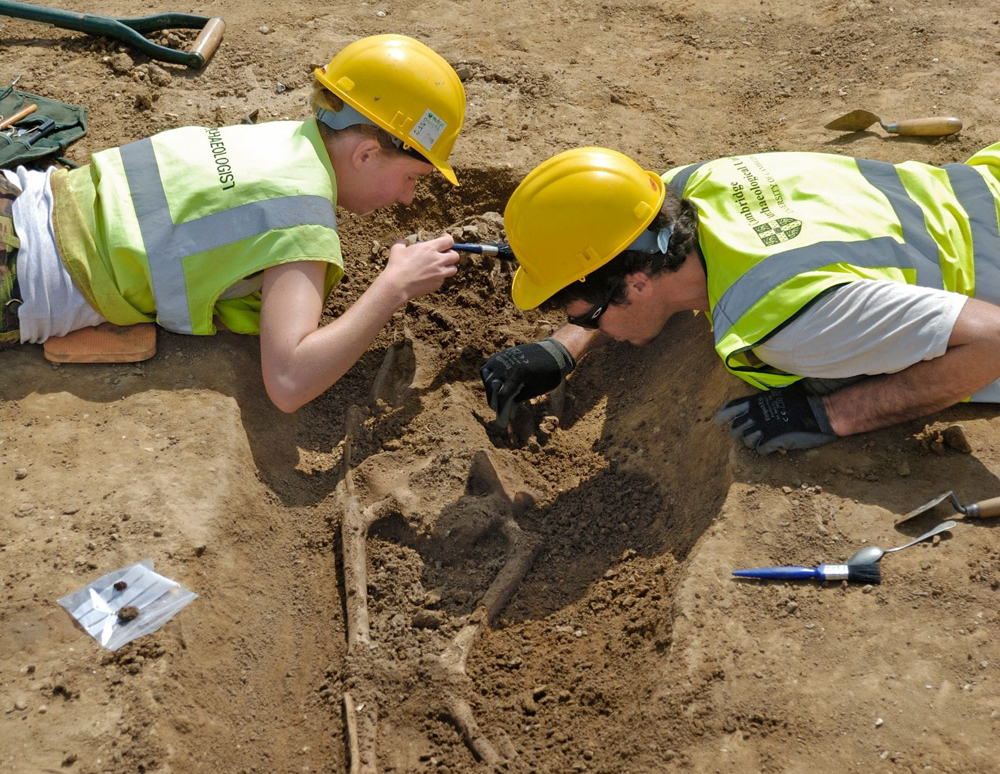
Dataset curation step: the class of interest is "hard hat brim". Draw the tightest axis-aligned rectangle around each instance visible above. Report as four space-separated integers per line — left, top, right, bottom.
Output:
435 159 458 186
511 267 561 311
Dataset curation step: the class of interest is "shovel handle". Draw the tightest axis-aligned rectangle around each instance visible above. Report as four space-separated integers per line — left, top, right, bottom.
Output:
190 17 225 65
885 117 962 137
963 496 1000 518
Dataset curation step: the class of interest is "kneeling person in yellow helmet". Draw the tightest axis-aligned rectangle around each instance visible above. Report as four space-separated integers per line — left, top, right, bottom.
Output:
1 34 466 412
481 145 1000 454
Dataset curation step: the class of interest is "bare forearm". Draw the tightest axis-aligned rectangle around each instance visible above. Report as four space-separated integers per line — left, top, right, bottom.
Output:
824 357 975 435
551 324 612 361
824 302 1000 435
265 276 405 411
262 239 459 412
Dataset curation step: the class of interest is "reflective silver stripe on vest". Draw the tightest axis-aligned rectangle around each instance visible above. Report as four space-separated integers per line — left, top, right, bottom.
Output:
667 161 708 198
857 159 944 288
711 237 932 344
854 158 942 288
712 157 945 346
945 163 1000 302
119 137 337 334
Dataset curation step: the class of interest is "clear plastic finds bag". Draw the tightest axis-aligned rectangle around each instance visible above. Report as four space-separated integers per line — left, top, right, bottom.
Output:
57 560 197 651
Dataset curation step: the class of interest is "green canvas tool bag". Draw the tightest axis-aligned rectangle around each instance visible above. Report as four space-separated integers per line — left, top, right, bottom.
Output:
0 86 87 169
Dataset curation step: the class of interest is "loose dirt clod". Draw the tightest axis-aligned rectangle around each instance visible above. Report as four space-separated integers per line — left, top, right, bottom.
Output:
943 424 973 453
117 606 140 622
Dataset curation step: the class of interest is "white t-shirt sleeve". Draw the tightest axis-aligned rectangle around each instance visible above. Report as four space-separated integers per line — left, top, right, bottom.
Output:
753 280 967 379
5 166 107 343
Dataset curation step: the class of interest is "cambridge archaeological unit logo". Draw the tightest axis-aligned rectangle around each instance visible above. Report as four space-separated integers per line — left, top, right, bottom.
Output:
753 217 802 247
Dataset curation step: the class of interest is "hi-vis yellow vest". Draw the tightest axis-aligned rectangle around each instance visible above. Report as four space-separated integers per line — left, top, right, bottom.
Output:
664 143 1000 389
51 119 344 335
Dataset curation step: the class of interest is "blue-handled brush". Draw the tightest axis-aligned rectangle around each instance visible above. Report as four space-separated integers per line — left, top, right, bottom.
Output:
733 563 880 584
452 242 516 261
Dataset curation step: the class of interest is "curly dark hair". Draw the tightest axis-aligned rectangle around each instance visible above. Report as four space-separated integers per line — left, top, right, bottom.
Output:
539 186 699 311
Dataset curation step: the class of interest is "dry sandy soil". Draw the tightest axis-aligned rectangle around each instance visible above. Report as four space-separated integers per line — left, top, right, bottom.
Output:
4 0 1000 772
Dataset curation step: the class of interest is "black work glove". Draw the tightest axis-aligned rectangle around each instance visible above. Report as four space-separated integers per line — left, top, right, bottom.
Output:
714 382 838 455
480 338 576 427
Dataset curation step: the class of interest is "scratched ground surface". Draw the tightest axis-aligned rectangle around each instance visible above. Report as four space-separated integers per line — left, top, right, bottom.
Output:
3 1 1000 772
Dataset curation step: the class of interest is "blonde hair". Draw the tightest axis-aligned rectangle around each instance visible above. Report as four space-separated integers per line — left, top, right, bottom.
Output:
310 84 403 154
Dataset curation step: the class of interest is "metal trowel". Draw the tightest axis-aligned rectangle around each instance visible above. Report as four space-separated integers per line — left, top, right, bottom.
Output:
895 490 1000 526
825 109 962 136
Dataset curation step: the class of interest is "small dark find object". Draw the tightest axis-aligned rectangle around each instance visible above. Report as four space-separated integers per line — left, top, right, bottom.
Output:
113 580 128 591
732 563 881 584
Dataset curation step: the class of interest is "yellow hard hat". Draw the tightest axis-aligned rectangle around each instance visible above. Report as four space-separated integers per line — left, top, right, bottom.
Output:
506 147 666 310
314 34 466 185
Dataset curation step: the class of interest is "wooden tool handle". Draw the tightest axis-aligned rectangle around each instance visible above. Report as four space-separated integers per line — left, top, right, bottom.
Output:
0 103 37 130
889 117 962 137
190 17 226 66
965 496 1000 518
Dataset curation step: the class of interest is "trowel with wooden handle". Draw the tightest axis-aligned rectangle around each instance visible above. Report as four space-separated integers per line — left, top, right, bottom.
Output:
825 109 962 136
894 490 1000 526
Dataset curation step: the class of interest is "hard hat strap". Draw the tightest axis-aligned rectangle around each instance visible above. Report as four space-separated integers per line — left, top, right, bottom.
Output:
317 104 389 138
626 225 672 255
316 105 428 164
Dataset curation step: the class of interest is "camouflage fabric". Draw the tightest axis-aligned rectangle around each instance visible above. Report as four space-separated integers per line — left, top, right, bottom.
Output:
0 174 21 343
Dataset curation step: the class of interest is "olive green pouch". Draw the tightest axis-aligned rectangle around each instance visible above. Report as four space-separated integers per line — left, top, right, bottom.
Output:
0 86 88 169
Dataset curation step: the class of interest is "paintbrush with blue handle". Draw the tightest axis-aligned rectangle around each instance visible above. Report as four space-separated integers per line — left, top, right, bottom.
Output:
452 242 517 261
733 563 880 584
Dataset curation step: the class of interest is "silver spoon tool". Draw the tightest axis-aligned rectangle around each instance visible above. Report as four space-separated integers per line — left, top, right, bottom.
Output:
846 520 958 566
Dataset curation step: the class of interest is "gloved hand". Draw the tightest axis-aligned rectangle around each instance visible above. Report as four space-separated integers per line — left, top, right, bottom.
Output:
480 338 576 426
714 382 838 455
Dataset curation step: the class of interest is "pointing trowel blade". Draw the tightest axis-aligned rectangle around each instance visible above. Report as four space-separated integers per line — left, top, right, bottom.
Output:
824 109 881 131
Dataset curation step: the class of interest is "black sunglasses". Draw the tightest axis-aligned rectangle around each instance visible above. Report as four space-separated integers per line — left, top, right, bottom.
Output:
566 285 619 330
